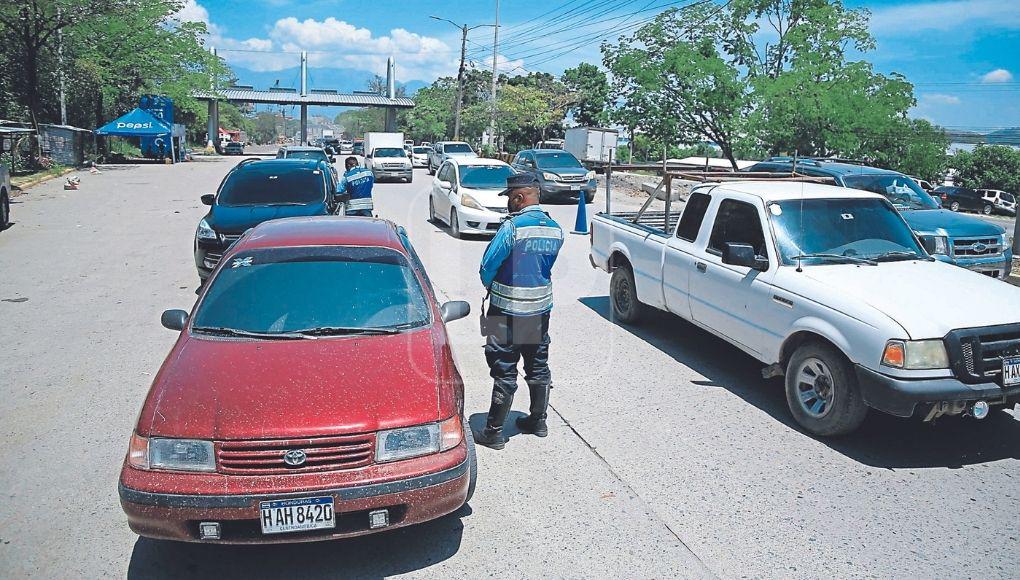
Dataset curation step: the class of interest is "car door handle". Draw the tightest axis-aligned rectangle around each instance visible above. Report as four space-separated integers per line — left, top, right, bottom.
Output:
696 261 707 273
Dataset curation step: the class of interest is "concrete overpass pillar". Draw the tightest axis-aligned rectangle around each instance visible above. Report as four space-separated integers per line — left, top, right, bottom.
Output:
207 99 219 152
300 51 308 145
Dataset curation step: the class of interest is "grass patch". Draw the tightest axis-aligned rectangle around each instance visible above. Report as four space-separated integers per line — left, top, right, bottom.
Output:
12 164 70 189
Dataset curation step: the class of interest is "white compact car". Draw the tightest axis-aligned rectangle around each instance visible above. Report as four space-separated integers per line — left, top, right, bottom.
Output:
429 157 514 238
411 146 431 168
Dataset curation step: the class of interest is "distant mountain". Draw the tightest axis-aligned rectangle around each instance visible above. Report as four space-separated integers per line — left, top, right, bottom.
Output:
987 128 1020 146
229 66 427 96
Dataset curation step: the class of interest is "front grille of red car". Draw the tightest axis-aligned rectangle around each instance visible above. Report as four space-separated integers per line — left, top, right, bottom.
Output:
216 434 375 475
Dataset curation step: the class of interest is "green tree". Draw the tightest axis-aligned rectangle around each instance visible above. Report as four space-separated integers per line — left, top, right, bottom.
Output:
561 62 610 126
399 79 455 142
952 145 1020 193
870 119 949 182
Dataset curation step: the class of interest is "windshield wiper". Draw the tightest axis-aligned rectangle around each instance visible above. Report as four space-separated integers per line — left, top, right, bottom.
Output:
790 253 878 266
871 250 931 262
191 326 311 339
290 326 401 336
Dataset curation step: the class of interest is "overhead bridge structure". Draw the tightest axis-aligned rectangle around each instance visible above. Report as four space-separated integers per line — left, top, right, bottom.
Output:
194 50 414 146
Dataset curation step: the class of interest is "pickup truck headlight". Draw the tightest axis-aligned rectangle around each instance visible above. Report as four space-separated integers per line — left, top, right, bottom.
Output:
542 171 560 181
881 339 949 370
927 235 948 255
460 193 485 210
585 170 596 181
376 423 440 463
196 218 217 241
128 434 216 472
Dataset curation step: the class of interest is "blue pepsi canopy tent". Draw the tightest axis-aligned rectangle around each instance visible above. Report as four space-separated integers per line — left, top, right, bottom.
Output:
96 107 179 162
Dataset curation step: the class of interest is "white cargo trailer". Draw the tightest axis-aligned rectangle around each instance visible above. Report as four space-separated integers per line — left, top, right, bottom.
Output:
564 127 618 163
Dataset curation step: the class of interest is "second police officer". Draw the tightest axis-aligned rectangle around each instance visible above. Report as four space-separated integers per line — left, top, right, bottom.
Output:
475 173 564 450
336 156 375 216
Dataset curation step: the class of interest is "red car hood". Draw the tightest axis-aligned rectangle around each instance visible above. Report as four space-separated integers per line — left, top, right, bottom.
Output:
141 328 442 440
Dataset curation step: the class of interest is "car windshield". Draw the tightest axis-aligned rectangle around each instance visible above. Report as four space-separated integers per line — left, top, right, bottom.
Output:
286 150 328 161
192 246 431 334
413 147 430 154
459 165 515 189
769 198 926 265
535 152 583 169
375 148 405 157
841 174 938 210
217 167 325 206
444 143 473 154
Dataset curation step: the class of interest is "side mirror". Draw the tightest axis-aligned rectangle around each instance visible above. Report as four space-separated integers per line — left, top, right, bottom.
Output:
722 242 769 272
440 300 471 323
161 309 189 331
438 180 453 190
200 193 215 205
329 156 336 163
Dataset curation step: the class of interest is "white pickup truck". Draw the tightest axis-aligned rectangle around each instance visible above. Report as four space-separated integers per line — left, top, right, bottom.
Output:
590 180 1020 436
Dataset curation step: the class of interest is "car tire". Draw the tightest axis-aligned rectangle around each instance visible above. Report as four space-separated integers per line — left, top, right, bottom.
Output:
0 189 9 231
406 174 413 184
982 204 992 215
585 192 595 204
428 163 435 176
450 209 462 239
949 201 960 212
609 265 644 324
784 342 868 437
463 418 478 505
428 195 437 223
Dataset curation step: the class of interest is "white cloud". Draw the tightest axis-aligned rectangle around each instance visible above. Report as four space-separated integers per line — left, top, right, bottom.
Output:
922 93 961 105
981 68 1013 83
868 0 1020 34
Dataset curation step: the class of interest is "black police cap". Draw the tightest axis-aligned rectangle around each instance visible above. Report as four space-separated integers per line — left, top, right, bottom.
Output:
498 172 541 196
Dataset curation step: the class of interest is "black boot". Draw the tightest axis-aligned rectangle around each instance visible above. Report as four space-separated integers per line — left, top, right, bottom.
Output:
516 381 550 437
476 392 512 450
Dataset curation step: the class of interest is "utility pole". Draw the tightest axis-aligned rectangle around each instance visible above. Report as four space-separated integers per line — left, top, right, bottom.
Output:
490 0 499 150
57 8 66 125
430 16 496 142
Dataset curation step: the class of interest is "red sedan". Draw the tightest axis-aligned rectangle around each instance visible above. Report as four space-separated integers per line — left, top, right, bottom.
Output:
119 217 475 543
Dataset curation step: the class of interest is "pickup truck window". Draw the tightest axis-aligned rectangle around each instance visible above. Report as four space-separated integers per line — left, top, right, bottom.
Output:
676 192 711 241
707 199 767 257
769 198 926 265
444 143 473 154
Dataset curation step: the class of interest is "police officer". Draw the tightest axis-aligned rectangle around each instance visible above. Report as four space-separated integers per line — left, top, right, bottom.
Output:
475 173 564 450
336 156 375 216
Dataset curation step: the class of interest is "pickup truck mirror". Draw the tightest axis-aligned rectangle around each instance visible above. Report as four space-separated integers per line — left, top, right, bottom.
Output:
722 242 769 272
200 193 215 205
161 309 188 331
440 300 471 323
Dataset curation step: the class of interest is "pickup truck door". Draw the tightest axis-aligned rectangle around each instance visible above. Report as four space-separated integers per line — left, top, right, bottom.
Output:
689 195 778 357
662 191 712 319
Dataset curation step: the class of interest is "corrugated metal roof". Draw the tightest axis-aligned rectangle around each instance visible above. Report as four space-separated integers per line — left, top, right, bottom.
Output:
0 126 34 134
193 89 414 108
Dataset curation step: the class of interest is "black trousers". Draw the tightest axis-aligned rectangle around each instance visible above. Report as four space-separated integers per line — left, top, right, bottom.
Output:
483 308 551 429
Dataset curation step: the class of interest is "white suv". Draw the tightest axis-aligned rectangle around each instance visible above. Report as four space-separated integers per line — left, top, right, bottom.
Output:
977 189 1017 216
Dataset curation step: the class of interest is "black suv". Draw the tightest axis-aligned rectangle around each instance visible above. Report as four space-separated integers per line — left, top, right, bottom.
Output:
933 186 995 215
194 158 339 282
511 149 596 203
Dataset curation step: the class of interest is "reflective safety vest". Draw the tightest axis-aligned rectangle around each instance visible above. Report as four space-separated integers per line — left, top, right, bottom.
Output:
480 206 564 316
338 166 375 211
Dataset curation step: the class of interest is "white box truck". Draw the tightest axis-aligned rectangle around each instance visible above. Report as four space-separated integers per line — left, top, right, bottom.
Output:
363 132 413 182
565 127 618 163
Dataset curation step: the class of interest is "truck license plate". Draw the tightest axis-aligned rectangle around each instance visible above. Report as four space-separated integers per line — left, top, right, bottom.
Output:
260 496 335 535
1004 356 1020 386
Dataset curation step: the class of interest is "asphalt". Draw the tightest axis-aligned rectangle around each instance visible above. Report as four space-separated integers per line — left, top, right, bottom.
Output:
0 152 1017 579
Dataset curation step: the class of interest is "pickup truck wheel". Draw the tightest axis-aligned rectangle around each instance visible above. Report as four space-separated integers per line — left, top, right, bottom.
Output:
785 343 867 436
949 201 960 212
610 266 644 324
463 418 478 505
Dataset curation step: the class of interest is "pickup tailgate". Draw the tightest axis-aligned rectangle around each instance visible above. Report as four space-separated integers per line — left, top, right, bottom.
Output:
591 212 678 307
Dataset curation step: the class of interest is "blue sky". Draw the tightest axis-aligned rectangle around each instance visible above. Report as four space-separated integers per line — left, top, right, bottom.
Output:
178 0 1020 131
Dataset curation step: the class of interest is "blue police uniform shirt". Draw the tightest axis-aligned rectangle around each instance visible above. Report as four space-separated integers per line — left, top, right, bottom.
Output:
337 166 375 212
479 205 564 316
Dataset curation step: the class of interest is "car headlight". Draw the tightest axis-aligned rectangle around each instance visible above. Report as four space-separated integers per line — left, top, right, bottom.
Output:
460 193 484 210
881 339 949 370
376 423 440 463
542 171 560 181
1001 233 1009 248
128 434 216 472
585 170 595 180
928 235 948 255
196 218 217 241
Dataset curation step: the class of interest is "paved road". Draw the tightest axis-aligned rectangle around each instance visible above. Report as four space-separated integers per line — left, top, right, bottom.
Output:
0 156 1017 579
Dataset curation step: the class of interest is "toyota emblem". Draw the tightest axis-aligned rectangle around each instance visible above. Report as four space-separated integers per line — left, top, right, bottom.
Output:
283 449 307 466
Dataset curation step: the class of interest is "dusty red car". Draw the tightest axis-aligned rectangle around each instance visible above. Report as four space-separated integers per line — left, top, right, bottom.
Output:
119 216 475 543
